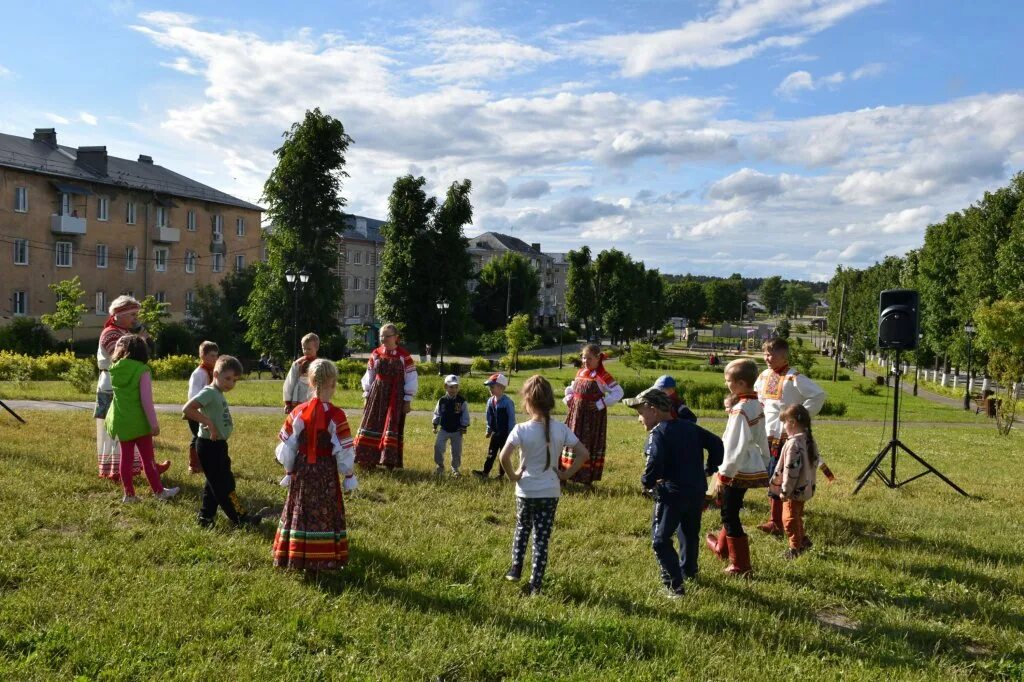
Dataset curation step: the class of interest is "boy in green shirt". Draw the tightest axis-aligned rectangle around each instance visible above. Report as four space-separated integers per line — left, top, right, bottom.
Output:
182 355 262 528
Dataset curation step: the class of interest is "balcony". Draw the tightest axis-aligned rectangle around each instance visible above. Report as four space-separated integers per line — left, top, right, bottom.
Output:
50 213 87 235
154 226 180 243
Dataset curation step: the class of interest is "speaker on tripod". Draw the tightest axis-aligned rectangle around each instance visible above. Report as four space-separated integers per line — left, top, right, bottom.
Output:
853 289 968 496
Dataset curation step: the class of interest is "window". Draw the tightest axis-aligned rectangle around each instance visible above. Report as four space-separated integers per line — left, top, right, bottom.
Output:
212 253 223 272
13 290 27 316
154 247 168 272
369 276 375 290
353 250 362 265
14 187 28 212
352 277 359 291
369 251 375 266
187 210 196 231
155 291 166 304
96 243 108 269
126 201 136 224
95 291 106 316
235 254 245 271
348 304 355 316
13 239 28 265
125 246 137 271
185 289 194 311
156 207 168 227
369 304 374 319
236 217 245 236
342 276 348 290
364 277 370 290
60 193 72 216
97 197 109 221
56 241 72 267
212 215 223 242
185 250 196 274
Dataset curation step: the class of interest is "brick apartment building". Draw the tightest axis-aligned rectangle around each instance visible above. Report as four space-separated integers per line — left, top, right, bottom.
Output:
0 128 263 337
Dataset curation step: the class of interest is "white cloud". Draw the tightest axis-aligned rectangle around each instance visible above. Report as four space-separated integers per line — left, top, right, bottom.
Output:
478 176 508 207
45 112 70 125
576 0 884 76
851 62 885 79
79 112 98 125
877 205 938 234
676 209 754 238
706 167 787 203
409 27 557 84
775 63 881 99
161 57 201 75
776 70 815 98
0 64 12 78
511 179 551 199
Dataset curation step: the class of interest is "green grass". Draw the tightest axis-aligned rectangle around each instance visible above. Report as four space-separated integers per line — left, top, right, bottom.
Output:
1 410 1022 679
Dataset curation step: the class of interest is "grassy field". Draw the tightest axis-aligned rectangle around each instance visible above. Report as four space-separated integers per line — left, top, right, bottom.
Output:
1 409 1022 680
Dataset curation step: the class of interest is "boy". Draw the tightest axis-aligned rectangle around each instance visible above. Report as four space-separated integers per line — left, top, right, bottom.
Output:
625 388 723 597
474 373 515 480
432 374 470 477
185 341 219 475
652 375 697 423
283 333 319 413
182 355 262 528
753 337 832 536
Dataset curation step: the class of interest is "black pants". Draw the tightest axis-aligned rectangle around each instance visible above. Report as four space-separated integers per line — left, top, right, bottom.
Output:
652 493 703 586
720 485 748 537
188 418 199 448
482 430 509 475
196 438 246 523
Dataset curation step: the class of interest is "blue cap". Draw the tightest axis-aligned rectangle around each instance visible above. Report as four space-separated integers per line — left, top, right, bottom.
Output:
653 375 676 390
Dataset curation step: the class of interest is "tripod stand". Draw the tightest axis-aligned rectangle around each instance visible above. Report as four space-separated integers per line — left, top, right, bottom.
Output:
0 399 26 424
853 349 968 496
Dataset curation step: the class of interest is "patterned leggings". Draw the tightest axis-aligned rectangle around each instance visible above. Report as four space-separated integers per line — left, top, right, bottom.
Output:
511 497 559 589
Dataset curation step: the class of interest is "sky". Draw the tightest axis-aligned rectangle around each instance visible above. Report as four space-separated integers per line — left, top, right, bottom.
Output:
2 0 1023 282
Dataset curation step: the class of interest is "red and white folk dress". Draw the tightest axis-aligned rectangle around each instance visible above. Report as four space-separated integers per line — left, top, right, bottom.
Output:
560 360 624 484
353 345 418 469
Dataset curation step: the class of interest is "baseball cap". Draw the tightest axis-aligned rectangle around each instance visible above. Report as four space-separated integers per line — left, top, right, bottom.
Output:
653 375 676 390
483 372 509 387
623 388 674 412
443 374 460 386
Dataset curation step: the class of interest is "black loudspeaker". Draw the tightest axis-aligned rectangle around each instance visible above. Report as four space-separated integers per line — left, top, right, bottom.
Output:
878 289 919 350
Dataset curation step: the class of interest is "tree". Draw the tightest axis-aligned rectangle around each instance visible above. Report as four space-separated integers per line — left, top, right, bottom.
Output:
41 276 87 346
137 295 171 341
621 342 659 376
782 283 815 317
565 246 597 337
349 324 372 353
703 279 743 325
472 252 540 330
187 266 256 356
242 108 352 358
505 313 533 372
666 279 707 325
975 299 1024 434
760 276 783 315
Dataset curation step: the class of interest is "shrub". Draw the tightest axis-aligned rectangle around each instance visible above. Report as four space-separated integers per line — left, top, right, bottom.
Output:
149 354 198 380
0 352 33 385
62 361 97 393
416 375 490 403
498 354 560 371
852 382 882 397
155 322 196 358
0 318 56 355
337 372 365 391
447 334 480 356
684 384 730 411
333 358 367 375
418 362 439 375
560 328 578 344
477 329 507 354
820 399 847 416
31 351 81 380
471 356 492 374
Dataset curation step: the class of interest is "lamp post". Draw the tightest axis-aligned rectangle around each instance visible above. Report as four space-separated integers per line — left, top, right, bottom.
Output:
436 299 450 376
558 321 568 369
739 300 747 322
963 323 976 410
284 269 310 356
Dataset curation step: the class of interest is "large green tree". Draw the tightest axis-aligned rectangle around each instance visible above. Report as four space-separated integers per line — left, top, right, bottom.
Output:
472 252 540 330
782 282 815 317
565 246 597 337
666 279 707 325
242 108 351 358
760 276 784 315
187 266 256 356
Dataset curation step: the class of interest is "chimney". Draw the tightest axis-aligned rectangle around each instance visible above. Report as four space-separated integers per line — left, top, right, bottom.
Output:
531 242 541 253
33 128 57 146
76 146 108 176
138 154 153 164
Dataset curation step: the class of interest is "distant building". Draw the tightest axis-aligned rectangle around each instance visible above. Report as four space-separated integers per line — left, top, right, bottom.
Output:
466 232 565 326
0 127 263 335
334 214 384 342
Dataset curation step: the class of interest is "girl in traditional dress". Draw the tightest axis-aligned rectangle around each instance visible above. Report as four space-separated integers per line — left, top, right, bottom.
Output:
560 343 623 489
274 359 358 571
353 323 418 469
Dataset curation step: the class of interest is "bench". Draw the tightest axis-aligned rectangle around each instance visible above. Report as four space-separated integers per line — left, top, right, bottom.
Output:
974 391 998 417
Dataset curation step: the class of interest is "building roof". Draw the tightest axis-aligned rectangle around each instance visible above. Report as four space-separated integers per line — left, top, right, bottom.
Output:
467 231 547 258
342 214 386 244
0 130 262 212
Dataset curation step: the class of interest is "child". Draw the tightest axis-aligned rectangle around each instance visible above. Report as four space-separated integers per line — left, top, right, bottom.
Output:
182 355 262 528
432 374 470 477
625 388 723 597
354 323 417 469
274 359 358 571
561 343 624 489
652 375 697 423
499 376 589 596
283 333 320 413
705 359 770 577
753 337 833 536
105 334 179 503
473 373 515 480
185 340 219 475
770 404 819 559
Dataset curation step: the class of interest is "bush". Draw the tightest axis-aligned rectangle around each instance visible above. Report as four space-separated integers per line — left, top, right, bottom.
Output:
0 352 32 385
683 384 730 411
62 361 97 393
477 329 507 354
0 351 94 382
498 354 560 371
416 375 491 403
31 351 81 380
418 362 439 375
447 334 480 356
852 382 882 397
808 366 852 381
333 359 367 375
149 354 197 380
320 334 349 361
471 356 492 374
155 322 196 358
820 399 847 416
337 372 365 391
560 328 578 344
0 318 56 355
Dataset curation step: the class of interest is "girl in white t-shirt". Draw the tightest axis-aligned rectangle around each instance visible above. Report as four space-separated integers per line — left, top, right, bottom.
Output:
498 375 589 595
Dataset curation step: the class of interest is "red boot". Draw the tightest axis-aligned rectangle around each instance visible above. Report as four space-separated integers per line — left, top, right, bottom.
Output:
705 527 728 561
188 444 203 474
156 460 172 475
757 497 784 535
724 535 753 578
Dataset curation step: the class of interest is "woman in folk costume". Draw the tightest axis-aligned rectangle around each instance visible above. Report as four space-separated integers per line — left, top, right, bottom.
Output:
353 323 418 469
274 359 358 571
94 295 169 481
560 343 624 488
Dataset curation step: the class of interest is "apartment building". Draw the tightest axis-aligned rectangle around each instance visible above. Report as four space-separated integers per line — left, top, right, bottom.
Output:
334 214 384 339
467 232 566 326
0 128 263 335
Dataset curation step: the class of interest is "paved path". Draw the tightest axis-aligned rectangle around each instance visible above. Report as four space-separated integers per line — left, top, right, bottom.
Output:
860 365 969 411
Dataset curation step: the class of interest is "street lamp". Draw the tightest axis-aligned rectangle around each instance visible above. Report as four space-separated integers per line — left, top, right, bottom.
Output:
284 269 310 356
436 299 450 376
558 321 568 370
963 323 976 410
739 300 747 322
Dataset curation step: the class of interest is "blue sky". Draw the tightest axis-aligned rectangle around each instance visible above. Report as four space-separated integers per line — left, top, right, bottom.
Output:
3 0 1023 281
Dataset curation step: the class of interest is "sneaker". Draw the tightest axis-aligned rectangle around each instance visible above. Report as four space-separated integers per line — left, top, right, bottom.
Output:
527 584 542 597
505 565 522 582
434 466 444 476
122 495 140 504
155 486 180 501
472 470 488 479
450 469 461 478
197 516 215 528
665 584 686 599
